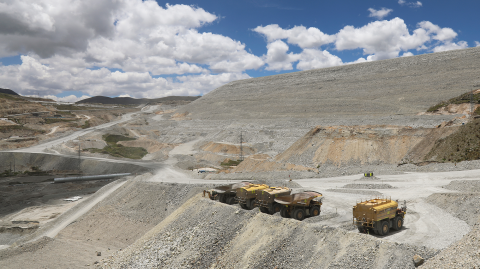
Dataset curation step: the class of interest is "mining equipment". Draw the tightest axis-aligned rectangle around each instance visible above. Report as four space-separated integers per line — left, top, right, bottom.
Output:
203 181 253 204
256 186 291 215
236 184 269 210
353 198 406 235
275 191 323 221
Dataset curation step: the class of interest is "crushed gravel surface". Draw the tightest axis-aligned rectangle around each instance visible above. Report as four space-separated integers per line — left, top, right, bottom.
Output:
441 180 480 192
343 183 396 189
420 218 480 269
326 189 383 196
426 193 480 227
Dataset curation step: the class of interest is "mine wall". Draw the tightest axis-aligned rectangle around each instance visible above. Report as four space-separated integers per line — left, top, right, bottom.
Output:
0 152 151 175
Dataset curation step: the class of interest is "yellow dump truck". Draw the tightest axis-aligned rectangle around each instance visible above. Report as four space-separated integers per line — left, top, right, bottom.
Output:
275 191 323 221
353 198 406 236
256 187 291 214
203 181 253 204
236 184 269 210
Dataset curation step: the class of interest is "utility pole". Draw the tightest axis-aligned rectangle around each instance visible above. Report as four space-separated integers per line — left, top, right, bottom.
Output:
240 131 244 161
78 140 81 173
470 89 474 118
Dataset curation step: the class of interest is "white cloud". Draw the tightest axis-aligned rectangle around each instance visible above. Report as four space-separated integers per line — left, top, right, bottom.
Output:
336 18 429 60
476 41 480 47
432 41 468 53
296 49 343 70
41 94 91 103
253 24 335 48
0 55 249 99
399 0 422 7
335 18 464 61
418 21 457 41
368 8 393 20
264 40 300 71
254 18 468 72
0 1 263 98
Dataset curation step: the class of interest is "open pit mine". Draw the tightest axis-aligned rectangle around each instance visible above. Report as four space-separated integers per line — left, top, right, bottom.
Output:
1 47 480 268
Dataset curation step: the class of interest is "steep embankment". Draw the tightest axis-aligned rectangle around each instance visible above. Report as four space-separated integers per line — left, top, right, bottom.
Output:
178 47 480 120
104 196 437 269
229 125 457 172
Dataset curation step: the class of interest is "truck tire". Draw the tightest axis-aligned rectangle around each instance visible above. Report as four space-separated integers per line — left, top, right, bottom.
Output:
357 225 366 233
246 199 255 210
280 207 290 218
259 207 269 213
380 221 389 235
293 208 306 221
393 216 403 231
269 203 282 215
219 194 226 203
226 197 236 205
310 206 321 217
240 203 248 209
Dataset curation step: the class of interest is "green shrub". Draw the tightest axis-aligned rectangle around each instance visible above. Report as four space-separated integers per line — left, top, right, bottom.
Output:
221 159 243 167
88 144 147 159
81 120 91 129
103 134 135 145
86 134 147 159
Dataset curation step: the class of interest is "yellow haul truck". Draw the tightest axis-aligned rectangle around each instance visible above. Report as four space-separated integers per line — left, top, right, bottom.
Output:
353 198 406 236
275 191 323 221
203 181 253 204
256 187 291 215
236 184 269 210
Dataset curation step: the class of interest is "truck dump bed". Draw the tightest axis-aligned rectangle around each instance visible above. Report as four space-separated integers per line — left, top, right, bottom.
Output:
274 191 322 206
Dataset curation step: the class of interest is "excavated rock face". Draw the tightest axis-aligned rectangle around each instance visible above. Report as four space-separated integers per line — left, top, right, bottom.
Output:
228 125 457 171
178 47 480 121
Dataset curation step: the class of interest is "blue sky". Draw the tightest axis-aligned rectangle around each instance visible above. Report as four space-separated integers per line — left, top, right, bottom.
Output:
0 0 478 102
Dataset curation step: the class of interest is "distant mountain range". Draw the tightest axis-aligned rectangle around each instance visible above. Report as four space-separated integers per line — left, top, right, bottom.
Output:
76 95 201 105
0 88 19 95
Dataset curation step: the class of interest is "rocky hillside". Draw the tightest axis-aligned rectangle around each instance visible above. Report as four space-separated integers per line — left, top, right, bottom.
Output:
77 96 200 105
178 47 480 120
0 88 19 95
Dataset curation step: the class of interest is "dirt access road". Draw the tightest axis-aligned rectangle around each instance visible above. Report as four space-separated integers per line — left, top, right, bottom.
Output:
296 170 476 249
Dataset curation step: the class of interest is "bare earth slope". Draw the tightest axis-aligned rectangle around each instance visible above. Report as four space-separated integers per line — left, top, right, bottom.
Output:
179 47 480 120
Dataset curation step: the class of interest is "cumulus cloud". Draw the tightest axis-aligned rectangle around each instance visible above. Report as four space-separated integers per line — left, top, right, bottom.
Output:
0 55 250 99
368 8 393 19
253 24 335 48
432 41 468 52
335 18 466 60
296 49 343 70
399 0 422 8
0 1 262 98
264 40 300 71
40 94 91 103
475 41 480 47
255 17 468 71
